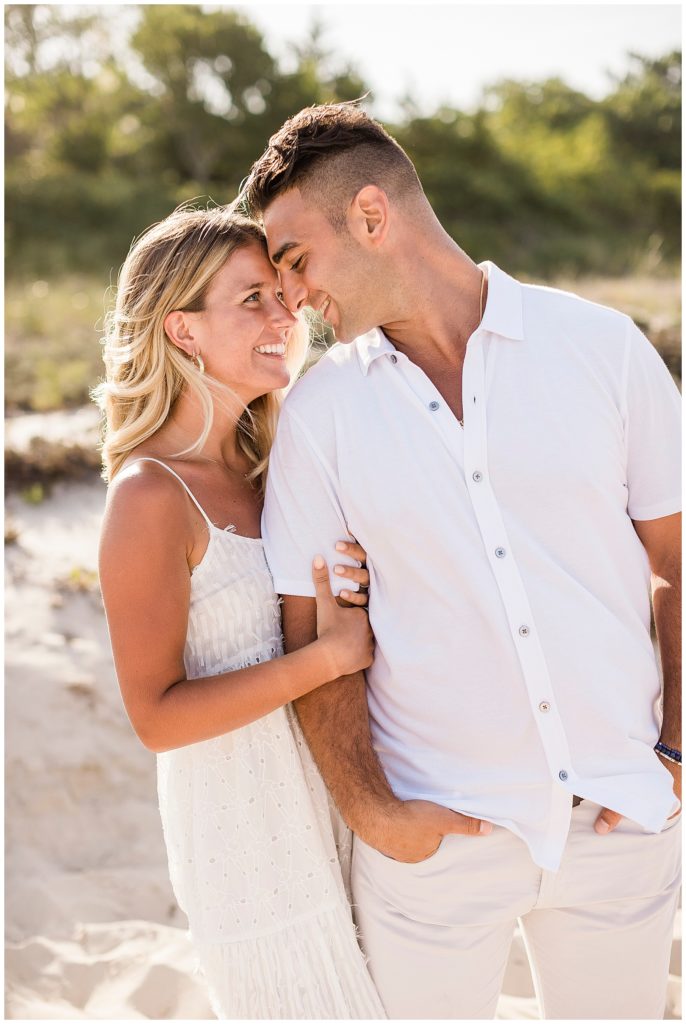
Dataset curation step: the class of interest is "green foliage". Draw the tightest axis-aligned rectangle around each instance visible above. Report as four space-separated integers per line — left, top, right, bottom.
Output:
4 6 681 284
5 5 368 275
480 60 681 272
129 5 277 184
393 109 574 273
602 51 680 169
6 166 188 276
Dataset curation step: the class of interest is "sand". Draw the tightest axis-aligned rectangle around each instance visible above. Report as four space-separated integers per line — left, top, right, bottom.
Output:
4 443 682 1019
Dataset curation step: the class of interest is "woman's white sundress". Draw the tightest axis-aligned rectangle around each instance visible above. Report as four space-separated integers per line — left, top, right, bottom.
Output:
133 459 385 1020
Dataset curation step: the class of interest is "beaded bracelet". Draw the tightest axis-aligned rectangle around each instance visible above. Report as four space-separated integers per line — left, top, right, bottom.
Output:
655 741 682 766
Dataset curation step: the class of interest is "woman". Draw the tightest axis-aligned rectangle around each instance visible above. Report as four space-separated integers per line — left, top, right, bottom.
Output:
95 205 385 1019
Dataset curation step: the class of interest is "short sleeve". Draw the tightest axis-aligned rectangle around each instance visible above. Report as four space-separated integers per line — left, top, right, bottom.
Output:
624 318 681 521
261 406 356 597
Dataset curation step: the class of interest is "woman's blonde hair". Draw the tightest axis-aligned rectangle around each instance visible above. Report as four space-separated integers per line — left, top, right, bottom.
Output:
92 203 308 490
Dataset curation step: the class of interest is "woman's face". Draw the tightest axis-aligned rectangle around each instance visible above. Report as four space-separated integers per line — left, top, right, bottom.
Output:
185 241 297 403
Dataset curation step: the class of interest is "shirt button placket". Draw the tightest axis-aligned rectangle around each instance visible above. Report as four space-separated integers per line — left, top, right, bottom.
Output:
463 332 574 818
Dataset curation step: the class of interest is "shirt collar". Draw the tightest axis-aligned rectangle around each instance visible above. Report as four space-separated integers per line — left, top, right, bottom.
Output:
477 261 524 343
356 260 524 376
356 327 397 376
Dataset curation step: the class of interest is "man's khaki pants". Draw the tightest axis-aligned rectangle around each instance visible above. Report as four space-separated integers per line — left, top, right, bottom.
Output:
352 799 681 1019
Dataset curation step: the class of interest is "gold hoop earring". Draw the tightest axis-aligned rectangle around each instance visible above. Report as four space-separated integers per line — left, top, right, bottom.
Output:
192 353 205 374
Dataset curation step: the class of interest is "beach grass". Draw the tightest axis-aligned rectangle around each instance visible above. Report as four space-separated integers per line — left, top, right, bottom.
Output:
6 275 111 413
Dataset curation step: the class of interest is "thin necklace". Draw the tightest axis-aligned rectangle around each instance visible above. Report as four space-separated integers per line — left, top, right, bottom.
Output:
201 455 251 480
458 269 485 428
160 454 248 479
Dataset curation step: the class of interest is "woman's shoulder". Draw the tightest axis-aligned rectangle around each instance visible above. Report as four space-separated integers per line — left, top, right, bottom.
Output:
110 453 190 511
101 452 195 557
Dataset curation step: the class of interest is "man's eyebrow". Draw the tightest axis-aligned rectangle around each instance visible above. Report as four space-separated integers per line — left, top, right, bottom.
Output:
270 241 299 266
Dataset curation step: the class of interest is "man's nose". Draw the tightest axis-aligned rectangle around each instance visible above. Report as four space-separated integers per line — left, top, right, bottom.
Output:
280 275 308 313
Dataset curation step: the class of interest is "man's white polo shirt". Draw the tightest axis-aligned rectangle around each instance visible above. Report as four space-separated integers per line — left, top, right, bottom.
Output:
262 262 681 871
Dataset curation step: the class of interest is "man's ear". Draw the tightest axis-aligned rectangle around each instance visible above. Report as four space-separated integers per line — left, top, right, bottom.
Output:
163 310 196 357
348 185 390 248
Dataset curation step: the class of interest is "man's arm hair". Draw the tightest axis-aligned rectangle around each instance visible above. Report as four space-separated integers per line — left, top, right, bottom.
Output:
283 594 400 842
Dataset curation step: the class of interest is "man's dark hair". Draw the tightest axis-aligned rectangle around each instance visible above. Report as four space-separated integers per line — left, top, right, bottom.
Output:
242 101 423 227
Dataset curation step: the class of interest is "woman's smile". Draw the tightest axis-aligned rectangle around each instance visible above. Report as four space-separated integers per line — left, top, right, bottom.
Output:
254 341 287 358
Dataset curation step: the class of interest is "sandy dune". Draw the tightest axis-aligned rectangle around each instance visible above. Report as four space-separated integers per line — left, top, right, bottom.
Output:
5 471 681 1020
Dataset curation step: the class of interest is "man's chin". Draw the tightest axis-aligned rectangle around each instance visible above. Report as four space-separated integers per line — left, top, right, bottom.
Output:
330 318 366 345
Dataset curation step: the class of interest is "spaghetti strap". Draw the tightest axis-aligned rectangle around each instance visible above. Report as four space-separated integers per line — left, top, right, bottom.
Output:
129 457 214 528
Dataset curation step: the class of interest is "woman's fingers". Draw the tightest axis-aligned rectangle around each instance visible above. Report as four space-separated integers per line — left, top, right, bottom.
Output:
335 539 366 565
338 589 368 607
334 564 369 587
311 555 336 607
334 540 369 605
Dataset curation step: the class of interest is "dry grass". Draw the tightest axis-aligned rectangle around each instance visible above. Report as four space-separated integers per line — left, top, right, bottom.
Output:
551 275 680 328
55 566 100 594
5 275 110 413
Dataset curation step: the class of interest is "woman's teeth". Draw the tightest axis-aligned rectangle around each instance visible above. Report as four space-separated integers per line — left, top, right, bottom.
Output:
254 343 286 356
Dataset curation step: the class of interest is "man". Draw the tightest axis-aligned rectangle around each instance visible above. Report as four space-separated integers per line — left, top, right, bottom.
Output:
243 103 681 1019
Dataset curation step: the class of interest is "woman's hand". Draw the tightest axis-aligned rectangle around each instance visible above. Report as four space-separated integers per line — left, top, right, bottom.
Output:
333 539 370 607
312 554 374 678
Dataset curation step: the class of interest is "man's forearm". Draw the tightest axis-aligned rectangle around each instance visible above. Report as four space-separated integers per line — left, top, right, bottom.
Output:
283 594 400 841
294 671 399 837
653 555 681 748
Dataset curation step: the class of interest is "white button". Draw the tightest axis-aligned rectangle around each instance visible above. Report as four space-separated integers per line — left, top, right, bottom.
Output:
519 625 530 637
429 401 440 411
472 470 483 483
389 354 398 364
558 769 568 781
539 701 550 713
495 547 506 558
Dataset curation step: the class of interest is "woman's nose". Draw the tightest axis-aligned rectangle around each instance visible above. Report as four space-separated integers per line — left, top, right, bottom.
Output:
269 295 297 329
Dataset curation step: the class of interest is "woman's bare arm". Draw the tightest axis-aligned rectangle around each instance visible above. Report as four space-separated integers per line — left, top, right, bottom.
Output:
99 470 371 753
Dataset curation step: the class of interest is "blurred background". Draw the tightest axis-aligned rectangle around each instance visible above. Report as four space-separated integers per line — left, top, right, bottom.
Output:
5 3 681 1019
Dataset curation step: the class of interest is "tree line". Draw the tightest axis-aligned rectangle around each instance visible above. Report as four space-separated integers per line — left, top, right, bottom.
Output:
5 5 681 279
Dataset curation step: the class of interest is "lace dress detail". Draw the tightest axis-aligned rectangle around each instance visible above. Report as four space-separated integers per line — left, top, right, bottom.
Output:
132 460 384 1020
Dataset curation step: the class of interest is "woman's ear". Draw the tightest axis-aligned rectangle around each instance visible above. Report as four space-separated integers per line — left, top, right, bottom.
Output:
164 310 196 357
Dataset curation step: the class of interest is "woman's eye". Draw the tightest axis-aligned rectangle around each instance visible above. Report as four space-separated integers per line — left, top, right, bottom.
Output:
276 291 285 304
291 255 304 272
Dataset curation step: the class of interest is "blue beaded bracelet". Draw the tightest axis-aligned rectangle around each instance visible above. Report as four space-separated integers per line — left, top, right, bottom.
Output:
655 741 682 765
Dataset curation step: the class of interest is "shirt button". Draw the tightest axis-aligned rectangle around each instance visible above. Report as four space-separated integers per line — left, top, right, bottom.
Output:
495 546 506 558
519 625 530 637
389 354 398 364
558 770 568 781
472 470 483 483
539 701 550 713
429 400 440 411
